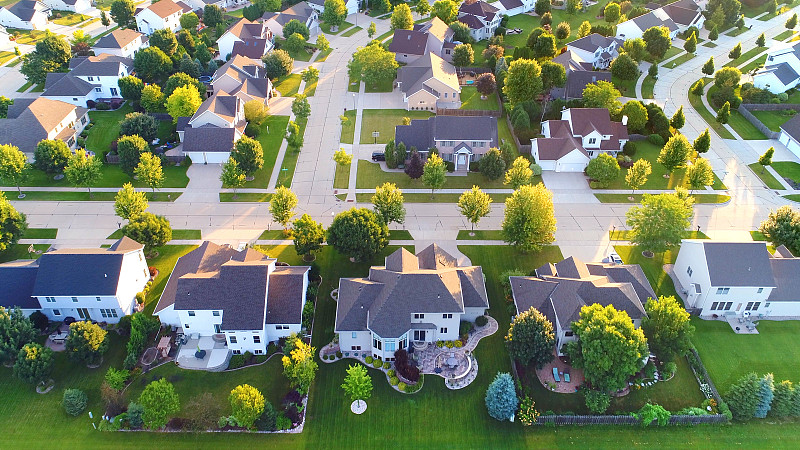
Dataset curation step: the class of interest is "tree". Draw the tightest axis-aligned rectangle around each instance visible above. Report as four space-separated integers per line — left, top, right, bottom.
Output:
285 32 306 54
244 99 269 125
195 44 213 69
540 61 566 91
621 100 648 133
110 0 136 29
134 47 172 83
281 336 318 394
321 0 347 29
604 2 620 23
689 78 704 96
328 208 389 262
135 153 164 195
367 22 376 38
404 149 423 179
449 21 473 43
770 380 794 418
64 150 102 198
503 59 543 106
626 159 652 195
117 135 149 174
20 33 71 85
63 389 88 416
670 105 685 130
101 10 111 28
13 343 53 385
657 134 691 174
231 135 264 176
475 73 496 97
709 25 719 41
140 84 164 112
724 373 760 420
642 26 671 60
686 158 714 193
301 66 319 85
480 148 506 181
390 3 414 30
767 0 778 15
555 21 571 40
693 128 711 155
566 0 580 15
203 4 224 27
485 372 518 421
504 156 534 190
728 42 742 60
0 306 36 365
611 53 639 80
372 182 406 225
139 378 180 429
702 56 715 76
180 11 199 32
316 34 330 55
432 0 459 24
578 20 592 38
229 384 265 429
582 80 622 114
166 85 202 123
586 153 620 188
122 212 172 255
220 157 246 198
292 214 325 259
505 307 555 368
286 120 304 149
120 112 158 144
759 147 774 173
0 96 12 119
270 186 298 231
566 304 648 392
452 43 474 67
683 31 697 54
641 296 694 363
341 364 373 409
164 72 206 97
756 32 765 47
422 154 447 198
66 320 108 366
150 29 177 56
758 206 800 256
787 13 798 30
0 194 26 253
716 101 730 124
333 148 352 167
621 38 648 63
482 45 504 69
501 184 556 252
0 144 28 197
754 374 775 419
626 192 693 254
637 402 671 427
416 0 431 17
348 43 399 89
291 94 311 119
531 33 557 59
534 0 550 16
114 183 148 220
458 186 492 233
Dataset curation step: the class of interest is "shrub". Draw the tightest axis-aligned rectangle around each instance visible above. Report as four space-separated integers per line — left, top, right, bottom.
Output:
390 376 399 386
583 389 611 414
63 389 88 416
365 356 373 364
398 381 407 391
228 354 246 369
275 413 292 430
724 372 760 420
245 122 260 137
623 141 637 156
469 161 480 172
476 315 488 327
29 311 49 331
372 359 383 368
445 340 454 348
444 161 455 172
394 349 420 382
663 361 677 378
254 402 277 431
383 361 390 369
335 351 342 358
127 402 145 428
647 134 665 146
499 269 525 301
637 403 670 427
436 340 444 348
96 102 111 110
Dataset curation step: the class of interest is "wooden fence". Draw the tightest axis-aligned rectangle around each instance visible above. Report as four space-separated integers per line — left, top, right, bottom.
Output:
738 103 800 140
437 108 501 117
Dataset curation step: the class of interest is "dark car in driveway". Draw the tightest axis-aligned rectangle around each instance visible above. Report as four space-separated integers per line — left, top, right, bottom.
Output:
372 152 385 161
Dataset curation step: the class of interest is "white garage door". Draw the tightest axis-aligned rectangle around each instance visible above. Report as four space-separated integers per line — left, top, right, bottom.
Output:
556 162 585 172
184 152 230 164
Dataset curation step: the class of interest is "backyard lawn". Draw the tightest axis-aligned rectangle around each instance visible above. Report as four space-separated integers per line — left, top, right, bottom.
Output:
358 109 433 144
772 161 800 184
748 162 785 189
356 160 535 190
614 245 679 299
460 86 499 111
85 103 134 157
51 11 89 26
751 110 795 131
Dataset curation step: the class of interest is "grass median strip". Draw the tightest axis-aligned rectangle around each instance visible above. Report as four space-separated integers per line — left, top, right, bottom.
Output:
609 230 708 240
6 191 181 201
355 192 511 203
457 230 504 240
107 228 200 240
748 163 785 189
389 230 413 240
688 91 735 139
23 228 58 239
595 193 731 204
219 192 272 202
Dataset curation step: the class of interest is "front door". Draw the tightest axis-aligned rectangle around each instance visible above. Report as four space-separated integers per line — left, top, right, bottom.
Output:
77 308 91 320
457 153 467 170
413 330 426 341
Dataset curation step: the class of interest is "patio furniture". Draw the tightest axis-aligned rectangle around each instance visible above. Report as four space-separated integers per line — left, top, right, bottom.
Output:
564 371 571 383
552 367 560 382
157 336 171 358
194 349 206 359
446 357 458 368
49 330 68 344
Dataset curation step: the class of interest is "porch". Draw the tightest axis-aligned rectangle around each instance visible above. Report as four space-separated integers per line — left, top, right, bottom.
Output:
175 335 231 372
535 350 585 393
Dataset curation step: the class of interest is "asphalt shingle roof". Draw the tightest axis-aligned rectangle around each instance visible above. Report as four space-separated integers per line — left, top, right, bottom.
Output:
395 116 498 153
702 242 777 287
93 28 143 49
0 260 40 309
182 125 235 153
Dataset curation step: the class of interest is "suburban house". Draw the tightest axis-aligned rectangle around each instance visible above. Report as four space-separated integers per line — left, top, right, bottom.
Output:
532 108 629 172
0 237 150 323
615 0 703 40
510 256 654 354
753 40 800 94
674 240 800 318
42 54 132 107
217 18 274 61
92 28 149 58
262 1 319 39
0 0 50 30
135 0 185 35
41 0 90 13
154 241 310 355
211 54 273 105
388 17 454 64
551 50 612 100
396 52 461 111
335 245 489 361
457 0 501 42
496 0 533 17
0 25 10 48
778 114 800 157
308 0 358 15
394 115 498 170
183 0 248 11
566 33 623 69
0 97 89 153
179 91 246 164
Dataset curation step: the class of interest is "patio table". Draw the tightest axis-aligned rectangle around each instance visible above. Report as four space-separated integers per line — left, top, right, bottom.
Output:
446 357 458 368
49 331 68 343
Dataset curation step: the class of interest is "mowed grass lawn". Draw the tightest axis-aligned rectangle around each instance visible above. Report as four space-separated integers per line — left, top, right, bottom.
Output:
275 74 302 97
340 110 356 144
748 162 785 189
751 110 796 132
688 89 736 140
85 103 134 157
460 86 499 111
359 109 433 144
1 164 189 189
502 4 606 49
356 160 540 190
237 115 290 189
772 161 800 184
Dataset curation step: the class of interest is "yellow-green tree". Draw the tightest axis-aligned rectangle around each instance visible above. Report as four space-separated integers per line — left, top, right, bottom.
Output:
282 336 318 394
65 321 108 365
229 384 265 429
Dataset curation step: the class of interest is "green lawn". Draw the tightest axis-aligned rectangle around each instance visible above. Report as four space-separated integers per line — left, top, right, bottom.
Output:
107 229 198 240
5 191 182 201
751 110 795 131
702 41 718 48
359 109 433 144
314 47 332 62
498 114 518 154
334 162 350 189
341 26 363 37
275 74 302 97
460 86 499 111
502 4 606 49
276 118 307 188
85 103 134 157
141 245 199 315
348 74 360 92
662 52 695 69
388 229 413 240
724 47 767 68
611 75 637 97
340 110 356 144
304 79 317 97
258 230 290 239
641 75 656 99
357 160 534 190
775 30 796 41
688 91 736 139
6 28 59 45
238 115 290 189
725 27 748 37
772 161 800 184
659 46 683 62
748 162 785 189
2 163 189 189
377 29 394 41
740 54 767 73
751 230 767 241
610 230 708 240
364 77 394 93
457 229 504 240
595 193 731 204
51 11 89 26
320 21 353 35
355 192 512 203
16 81 33 93
613 245 679 299
0 244 49 263
726 110 767 140
0 51 16 65
22 228 58 239
219 192 272 202
784 194 800 202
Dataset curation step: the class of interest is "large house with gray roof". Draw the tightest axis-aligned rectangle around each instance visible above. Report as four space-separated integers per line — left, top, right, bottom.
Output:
216 18 274 61
457 0 501 42
551 50 612 100
396 52 461 111
388 17 455 64
394 115 498 171
335 245 489 362
511 256 654 354
0 0 49 30
92 28 149 59
616 0 703 40
262 1 319 39
754 40 800 94
674 240 800 318
42 54 132 107
566 34 623 70
135 0 186 35
0 97 89 153
154 242 310 355
41 0 90 13
0 237 150 323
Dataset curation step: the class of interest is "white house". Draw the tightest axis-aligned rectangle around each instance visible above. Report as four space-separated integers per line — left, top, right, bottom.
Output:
673 240 800 318
0 0 50 30
0 97 90 153
0 237 150 323
179 90 246 163
0 25 10 49
335 245 489 361
457 0 501 42
753 41 800 94
42 54 132 107
388 17 454 64
40 0 90 13
308 0 358 15
216 18 273 61
262 1 319 39
92 28 149 58
567 33 623 69
615 0 703 41
396 52 461 111
511 256 654 354
496 0 532 16
532 108 629 172
154 242 310 355
779 114 800 157
136 0 184 35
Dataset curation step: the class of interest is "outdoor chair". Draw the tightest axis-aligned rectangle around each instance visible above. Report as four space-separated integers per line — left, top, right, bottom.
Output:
564 372 571 383
552 367 560 382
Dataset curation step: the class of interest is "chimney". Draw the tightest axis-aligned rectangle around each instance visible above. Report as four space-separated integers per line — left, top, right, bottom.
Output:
622 115 628 126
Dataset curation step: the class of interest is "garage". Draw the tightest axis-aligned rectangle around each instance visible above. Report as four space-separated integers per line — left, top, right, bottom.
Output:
183 151 230 164
779 115 800 159
555 162 587 172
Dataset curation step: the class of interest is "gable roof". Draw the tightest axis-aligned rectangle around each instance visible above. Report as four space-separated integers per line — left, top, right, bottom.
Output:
781 114 800 144
5 0 48 22
93 28 143 49
192 91 239 123
498 0 523 10
394 115 499 153
388 29 428 55
224 18 268 40
43 72 95 97
182 124 236 152
0 260 41 310
567 108 629 139
568 33 621 53
141 0 183 18
68 54 132 76
701 241 776 287
0 98 84 152
768 258 800 302
457 13 484 30
458 0 498 20
414 16 452 42
660 0 702 26
397 52 459 96
266 266 309 324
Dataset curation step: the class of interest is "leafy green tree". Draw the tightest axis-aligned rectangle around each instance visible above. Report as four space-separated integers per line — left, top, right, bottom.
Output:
584 389 611 414
164 72 206 97
101 10 111 28
348 43 399 90
758 206 800 255
114 183 148 220
292 94 311 119
20 33 71 85
140 84 164 112
120 112 157 144
657 134 691 173
452 43 474 67
729 42 742 60
686 157 714 193
286 120 304 149
641 296 693 363
621 38 648 62
693 128 711 155
758 147 774 173
281 336 318 394
504 156 534 190
328 208 389 262
133 47 172 83
621 101 648 134
180 11 199 31
582 80 622 114
321 0 348 29
578 20 592 38
149 28 177 56
786 13 798 30
231 135 264 176
64 150 102 198
480 148 506 181
458 186 492 233
195 44 213 69
285 32 306 54
532 33 557 59
63 389 88 416
301 66 319 84
117 134 149 174
333 148 352 166
229 384 265 429
485 372 518 421
0 144 28 197
0 96 12 119
177 32 196 57
0 306 37 365
684 31 697 53
139 378 180 429
449 21 473 44
690 78 705 96
134 153 164 195
110 0 136 28
503 59 543 106
670 105 685 130
626 159 652 195
282 18 310 40
611 53 639 80
502 184 556 252
626 191 694 253
270 186 298 231
292 213 325 259
203 4 224 27
13 343 53 385
341 363 373 408
566 304 649 392
422 154 447 198
391 3 414 30
716 101 731 124
534 0 550 15
416 0 431 16
555 21 571 40
637 403 670 427
642 26 671 60
0 193 26 253
586 153 620 188
604 2 620 22
316 34 330 54
372 182 406 225
244 99 269 125
220 157 246 198
166 85 202 123
122 212 172 255
565 0 581 15
505 307 555 368
702 56 715 76
367 22 376 38
709 25 719 41
66 320 108 365
715 66 741 89
432 0 459 23
724 372 760 420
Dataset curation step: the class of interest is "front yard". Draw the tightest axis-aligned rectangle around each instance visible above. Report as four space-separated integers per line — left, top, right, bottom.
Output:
358 109 433 144
356 160 539 190
748 162 785 189
772 161 800 185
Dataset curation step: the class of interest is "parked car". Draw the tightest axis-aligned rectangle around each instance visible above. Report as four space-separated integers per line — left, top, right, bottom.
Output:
604 251 623 265
372 152 385 161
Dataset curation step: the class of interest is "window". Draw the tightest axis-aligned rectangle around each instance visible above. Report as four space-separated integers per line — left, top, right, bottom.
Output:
444 92 447 98
442 313 453 319
745 302 762 311
188 311 195 316
110 87 118 96
229 336 238 343
95 87 102 92
757 288 763 294
440 327 448 334
352 345 361 350
687 266 693 277
716 287 730 295
413 330 426 341
254 350 263 355
72 297 78 302
100 309 118 318
88 76 94 81
275 325 289 330
232 350 241 355
588 138 597 144
351 332 357 339
214 324 221 333
724 302 733 310
184 324 190 329
711 302 719 310
765 302 771 308
386 341 395 352
53 309 61 316
373 338 382 350
413 313 424 319
400 337 407 349
253 335 261 343
564 331 573 337
45 297 55 303
212 311 220 316
96 297 101 302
